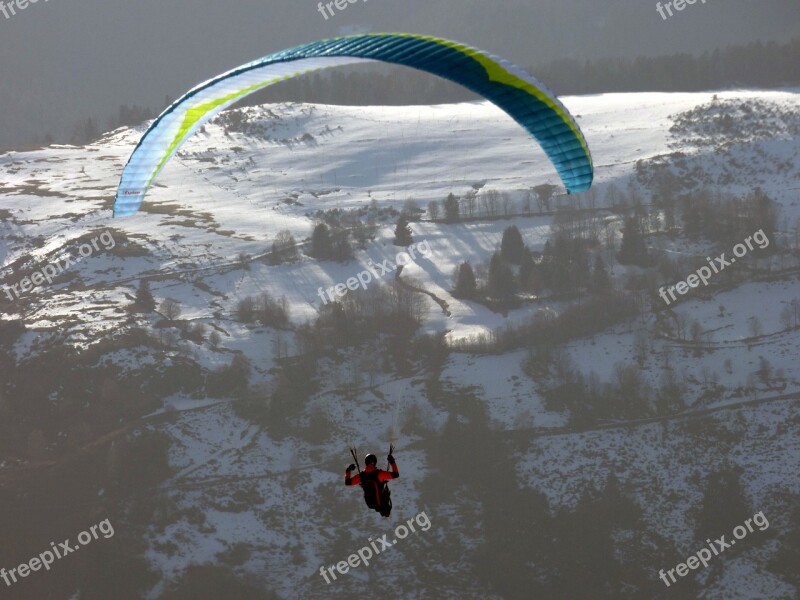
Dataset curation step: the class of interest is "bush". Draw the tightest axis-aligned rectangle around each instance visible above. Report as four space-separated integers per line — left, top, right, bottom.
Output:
235 292 290 328
235 297 256 323
206 354 251 398
309 222 353 261
255 293 289 328
182 322 206 344
270 230 297 263
394 215 413 246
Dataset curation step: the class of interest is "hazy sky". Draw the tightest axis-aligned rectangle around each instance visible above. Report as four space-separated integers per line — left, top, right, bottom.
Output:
0 0 797 148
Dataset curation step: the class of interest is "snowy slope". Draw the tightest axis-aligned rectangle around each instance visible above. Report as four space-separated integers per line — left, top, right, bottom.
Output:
1 90 799 599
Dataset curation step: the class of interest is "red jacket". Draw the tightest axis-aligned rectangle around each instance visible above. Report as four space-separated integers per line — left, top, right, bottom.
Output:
346 463 399 509
345 462 399 486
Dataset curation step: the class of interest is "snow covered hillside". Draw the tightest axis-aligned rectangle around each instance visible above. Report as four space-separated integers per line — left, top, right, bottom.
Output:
1 90 798 599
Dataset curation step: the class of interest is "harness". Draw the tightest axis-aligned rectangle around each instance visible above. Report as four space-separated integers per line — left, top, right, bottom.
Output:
349 445 394 516
359 469 387 509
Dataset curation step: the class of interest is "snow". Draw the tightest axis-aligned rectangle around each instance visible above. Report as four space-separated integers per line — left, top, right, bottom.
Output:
1 89 798 598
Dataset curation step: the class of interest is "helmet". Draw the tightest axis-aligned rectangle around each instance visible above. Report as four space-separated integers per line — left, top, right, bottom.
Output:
364 453 378 466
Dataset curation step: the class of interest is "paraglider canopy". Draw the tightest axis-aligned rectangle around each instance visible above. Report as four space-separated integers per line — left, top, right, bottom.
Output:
114 32 593 217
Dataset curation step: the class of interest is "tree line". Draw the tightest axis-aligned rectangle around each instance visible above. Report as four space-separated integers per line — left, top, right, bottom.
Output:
242 37 800 109
27 37 800 148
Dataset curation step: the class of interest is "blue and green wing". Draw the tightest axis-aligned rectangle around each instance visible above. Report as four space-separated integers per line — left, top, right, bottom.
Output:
114 33 593 217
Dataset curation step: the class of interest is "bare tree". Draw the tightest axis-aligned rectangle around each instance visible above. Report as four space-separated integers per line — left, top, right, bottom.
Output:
521 190 533 215
402 198 419 219
584 186 598 211
364 341 379 388
500 192 513 217
463 190 477 218
427 200 440 221
604 220 617 256
481 189 500 217
272 329 288 360
757 357 772 387
160 298 182 321
613 362 651 417
534 184 558 212
272 230 297 261
604 183 627 212
780 298 800 328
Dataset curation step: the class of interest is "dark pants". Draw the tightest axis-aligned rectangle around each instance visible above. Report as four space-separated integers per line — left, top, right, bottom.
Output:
365 486 392 517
